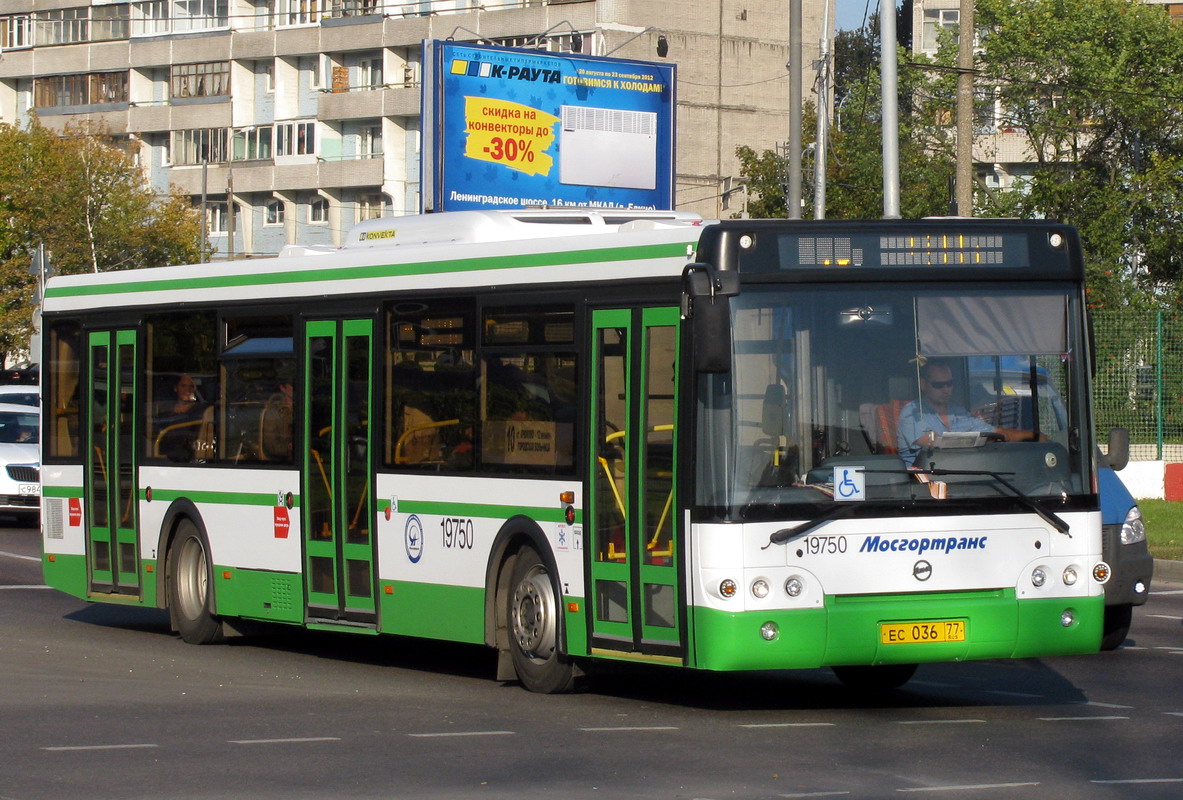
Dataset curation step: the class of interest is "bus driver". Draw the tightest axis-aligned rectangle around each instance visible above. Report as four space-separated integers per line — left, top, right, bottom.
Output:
896 359 1033 464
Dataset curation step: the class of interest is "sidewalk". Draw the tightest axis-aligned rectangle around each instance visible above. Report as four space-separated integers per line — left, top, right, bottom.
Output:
1153 558 1183 584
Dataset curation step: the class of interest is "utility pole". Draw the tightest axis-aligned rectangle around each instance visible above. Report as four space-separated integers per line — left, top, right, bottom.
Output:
955 0 975 216
880 0 900 218
814 0 832 220
788 0 802 219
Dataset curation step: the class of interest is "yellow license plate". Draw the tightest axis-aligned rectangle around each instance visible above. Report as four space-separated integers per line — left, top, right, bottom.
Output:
880 620 966 645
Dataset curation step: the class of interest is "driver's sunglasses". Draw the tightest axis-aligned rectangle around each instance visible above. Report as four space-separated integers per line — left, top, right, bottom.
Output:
927 380 954 389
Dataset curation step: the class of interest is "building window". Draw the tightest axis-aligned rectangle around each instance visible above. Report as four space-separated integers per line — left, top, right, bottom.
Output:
34 72 128 108
265 200 285 226
231 126 274 161
35 8 88 46
207 201 237 234
276 121 316 156
171 0 229 33
91 5 129 41
358 194 384 221
309 197 329 224
2 14 32 49
361 124 383 157
332 0 378 18
171 62 230 100
172 128 229 165
921 8 960 51
359 58 384 89
131 1 168 36
279 0 323 26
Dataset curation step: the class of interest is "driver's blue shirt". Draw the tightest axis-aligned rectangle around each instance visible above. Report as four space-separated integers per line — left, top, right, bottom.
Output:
896 401 994 463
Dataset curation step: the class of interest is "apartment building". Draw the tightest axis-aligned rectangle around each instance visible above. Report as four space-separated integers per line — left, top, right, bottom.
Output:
0 1 829 259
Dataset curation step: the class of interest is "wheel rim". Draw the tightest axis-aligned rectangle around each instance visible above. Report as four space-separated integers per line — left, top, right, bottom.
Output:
176 536 208 620
511 564 556 663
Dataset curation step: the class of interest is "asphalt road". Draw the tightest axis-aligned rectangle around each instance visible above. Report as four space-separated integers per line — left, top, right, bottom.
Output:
2 523 1182 800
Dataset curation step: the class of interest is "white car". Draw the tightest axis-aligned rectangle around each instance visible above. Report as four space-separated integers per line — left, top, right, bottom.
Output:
0 403 40 521
0 384 39 407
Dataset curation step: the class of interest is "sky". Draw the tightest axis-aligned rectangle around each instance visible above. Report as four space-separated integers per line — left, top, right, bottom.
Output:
835 0 879 31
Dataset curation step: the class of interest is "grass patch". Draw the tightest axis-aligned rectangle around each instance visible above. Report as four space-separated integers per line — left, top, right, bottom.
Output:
1135 499 1183 561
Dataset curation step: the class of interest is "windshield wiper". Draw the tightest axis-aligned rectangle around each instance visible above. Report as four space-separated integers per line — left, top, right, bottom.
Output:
863 467 1071 536
763 503 860 549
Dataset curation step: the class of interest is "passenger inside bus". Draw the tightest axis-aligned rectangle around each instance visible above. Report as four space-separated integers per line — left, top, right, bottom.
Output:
154 373 208 462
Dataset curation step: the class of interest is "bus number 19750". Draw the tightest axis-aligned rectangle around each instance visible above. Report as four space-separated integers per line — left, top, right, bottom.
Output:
441 517 474 549
805 535 847 555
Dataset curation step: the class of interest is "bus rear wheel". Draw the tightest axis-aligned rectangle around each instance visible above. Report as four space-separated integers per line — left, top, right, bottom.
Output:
507 545 574 693
168 519 224 645
832 663 917 691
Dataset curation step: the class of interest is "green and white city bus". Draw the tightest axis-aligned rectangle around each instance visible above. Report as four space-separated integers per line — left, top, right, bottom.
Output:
41 210 1113 692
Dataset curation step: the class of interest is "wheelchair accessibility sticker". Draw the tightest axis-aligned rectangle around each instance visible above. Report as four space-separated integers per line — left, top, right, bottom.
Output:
833 466 865 502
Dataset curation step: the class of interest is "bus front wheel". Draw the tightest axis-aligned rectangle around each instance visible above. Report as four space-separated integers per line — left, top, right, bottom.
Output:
167 519 225 645
507 546 574 693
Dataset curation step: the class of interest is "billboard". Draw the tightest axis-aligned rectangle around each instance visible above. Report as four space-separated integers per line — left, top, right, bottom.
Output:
421 41 676 213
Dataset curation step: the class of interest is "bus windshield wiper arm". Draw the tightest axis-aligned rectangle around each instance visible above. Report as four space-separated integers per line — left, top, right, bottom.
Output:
863 467 1071 536
763 503 859 549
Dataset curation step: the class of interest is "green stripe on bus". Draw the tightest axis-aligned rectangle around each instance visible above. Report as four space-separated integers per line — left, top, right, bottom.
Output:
140 488 294 507
396 499 580 524
45 242 692 299
42 485 82 498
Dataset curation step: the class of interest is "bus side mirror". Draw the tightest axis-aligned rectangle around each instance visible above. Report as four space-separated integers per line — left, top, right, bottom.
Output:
684 265 738 374
1106 427 1129 471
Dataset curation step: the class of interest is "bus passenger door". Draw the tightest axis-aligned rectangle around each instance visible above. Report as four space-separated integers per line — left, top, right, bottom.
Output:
85 330 141 596
302 319 377 625
588 307 683 660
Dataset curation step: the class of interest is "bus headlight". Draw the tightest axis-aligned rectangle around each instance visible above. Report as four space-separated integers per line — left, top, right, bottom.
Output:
1121 507 1146 545
784 576 804 598
1031 566 1048 588
719 579 737 599
1062 566 1078 586
751 579 770 599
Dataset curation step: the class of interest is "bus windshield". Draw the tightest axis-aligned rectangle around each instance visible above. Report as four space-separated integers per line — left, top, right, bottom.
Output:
695 283 1090 518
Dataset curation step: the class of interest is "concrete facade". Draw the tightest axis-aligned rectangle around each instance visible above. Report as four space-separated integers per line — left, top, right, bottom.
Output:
1 0 830 259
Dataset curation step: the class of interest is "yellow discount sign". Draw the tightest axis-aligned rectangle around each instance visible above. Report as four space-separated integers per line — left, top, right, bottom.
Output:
463 97 558 178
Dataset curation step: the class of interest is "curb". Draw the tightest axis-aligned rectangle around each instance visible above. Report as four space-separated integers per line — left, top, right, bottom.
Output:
1153 558 1183 585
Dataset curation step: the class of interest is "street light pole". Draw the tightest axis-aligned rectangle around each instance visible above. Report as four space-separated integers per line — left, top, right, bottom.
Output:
788 0 802 219
880 0 900 219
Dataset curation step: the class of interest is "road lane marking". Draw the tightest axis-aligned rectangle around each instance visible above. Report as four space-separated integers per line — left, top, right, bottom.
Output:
1073 700 1133 709
229 737 341 744
1091 778 1183 785
1039 715 1129 722
896 719 985 725
1147 615 1183 621
406 731 514 738
1151 589 1183 595
42 744 158 751
1164 712 1183 717
0 584 51 589
897 782 1039 792
0 549 40 562
740 722 836 728
778 792 852 798
578 726 678 732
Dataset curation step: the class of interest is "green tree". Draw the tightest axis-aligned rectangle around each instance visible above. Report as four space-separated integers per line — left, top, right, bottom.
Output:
0 121 202 365
736 25 956 220
975 0 1183 307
